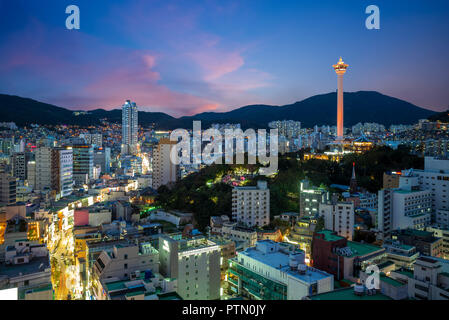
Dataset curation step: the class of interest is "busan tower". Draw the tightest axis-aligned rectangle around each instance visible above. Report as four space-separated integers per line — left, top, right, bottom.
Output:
332 57 349 143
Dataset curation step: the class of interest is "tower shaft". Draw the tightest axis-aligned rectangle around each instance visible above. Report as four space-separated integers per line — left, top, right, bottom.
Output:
337 73 344 140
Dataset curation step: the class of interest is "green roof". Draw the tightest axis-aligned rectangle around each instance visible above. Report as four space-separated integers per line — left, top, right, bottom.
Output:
105 281 127 292
394 269 414 279
125 290 145 297
311 287 392 300
346 241 383 257
316 230 344 242
380 273 405 288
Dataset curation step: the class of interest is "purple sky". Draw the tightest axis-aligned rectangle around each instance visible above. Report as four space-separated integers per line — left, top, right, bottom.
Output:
0 0 448 117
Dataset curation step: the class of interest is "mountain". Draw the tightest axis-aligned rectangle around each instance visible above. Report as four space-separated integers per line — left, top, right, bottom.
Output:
428 109 449 122
0 91 436 129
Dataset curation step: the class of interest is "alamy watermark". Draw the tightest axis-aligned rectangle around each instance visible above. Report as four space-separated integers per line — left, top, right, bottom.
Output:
169 121 278 176
365 5 380 30
66 5 80 30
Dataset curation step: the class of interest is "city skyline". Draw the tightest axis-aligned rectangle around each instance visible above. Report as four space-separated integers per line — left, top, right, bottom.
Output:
0 0 448 117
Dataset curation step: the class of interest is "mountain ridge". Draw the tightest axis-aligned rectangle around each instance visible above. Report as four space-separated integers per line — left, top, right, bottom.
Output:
0 91 436 129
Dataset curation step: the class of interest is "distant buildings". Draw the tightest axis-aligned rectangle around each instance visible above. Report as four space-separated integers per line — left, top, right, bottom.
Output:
232 180 270 227
121 100 138 155
268 120 301 139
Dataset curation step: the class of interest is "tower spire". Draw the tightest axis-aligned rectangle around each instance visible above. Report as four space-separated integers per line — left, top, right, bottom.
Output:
350 162 357 194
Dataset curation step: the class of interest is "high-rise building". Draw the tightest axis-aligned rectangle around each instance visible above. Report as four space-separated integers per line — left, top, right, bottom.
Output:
378 174 432 239
151 138 178 190
332 57 348 142
27 161 36 189
158 234 221 300
0 172 16 205
121 100 138 155
35 147 52 191
67 145 93 186
11 152 27 181
232 180 270 227
51 148 73 197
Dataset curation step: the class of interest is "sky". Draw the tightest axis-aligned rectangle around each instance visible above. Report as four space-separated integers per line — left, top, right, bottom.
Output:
0 0 448 117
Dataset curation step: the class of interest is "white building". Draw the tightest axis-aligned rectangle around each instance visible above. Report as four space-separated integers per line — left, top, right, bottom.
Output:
151 138 178 190
35 147 52 191
414 157 449 222
158 234 221 300
93 243 159 282
227 240 333 300
52 148 73 197
232 180 270 227
121 100 138 155
378 174 432 238
392 256 449 300
319 202 354 240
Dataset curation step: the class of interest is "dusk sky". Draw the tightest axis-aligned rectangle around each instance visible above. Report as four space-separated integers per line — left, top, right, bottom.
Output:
0 0 448 117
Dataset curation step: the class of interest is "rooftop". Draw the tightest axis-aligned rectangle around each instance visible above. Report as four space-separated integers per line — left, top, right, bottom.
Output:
316 230 344 242
0 256 50 278
311 287 392 300
346 241 384 258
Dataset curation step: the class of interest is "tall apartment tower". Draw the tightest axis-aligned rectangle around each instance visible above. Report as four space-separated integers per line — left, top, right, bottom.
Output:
27 161 36 189
11 152 27 181
0 172 16 205
35 147 52 191
51 148 73 197
151 138 179 190
332 57 348 142
232 180 270 227
121 100 138 155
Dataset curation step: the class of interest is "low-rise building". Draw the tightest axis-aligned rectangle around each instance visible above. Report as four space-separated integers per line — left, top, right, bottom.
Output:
312 230 386 282
0 240 52 300
227 240 333 300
